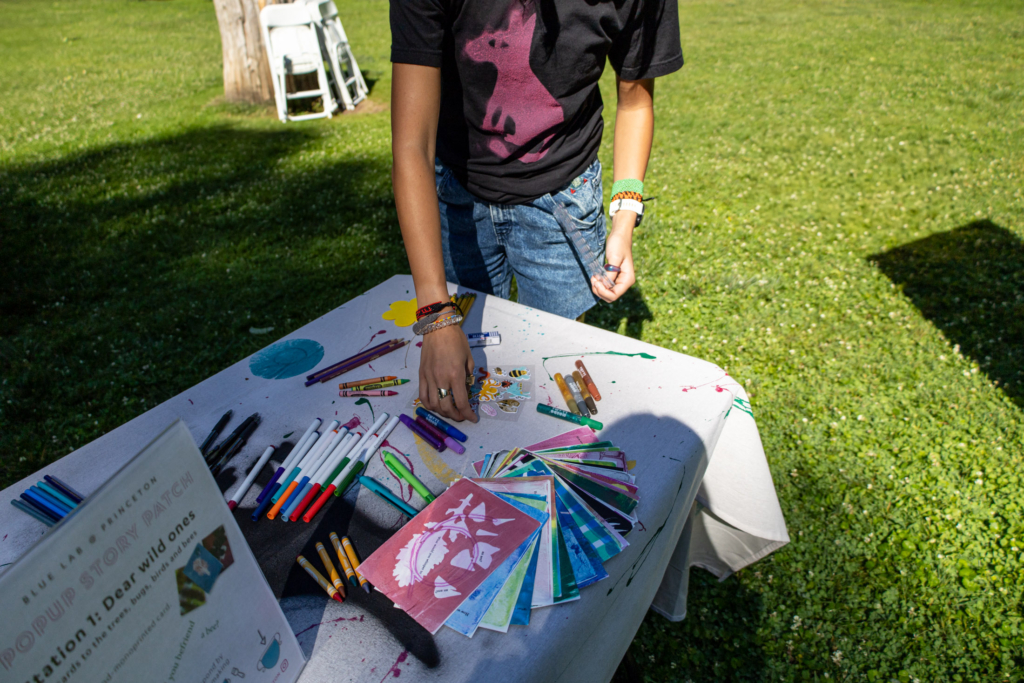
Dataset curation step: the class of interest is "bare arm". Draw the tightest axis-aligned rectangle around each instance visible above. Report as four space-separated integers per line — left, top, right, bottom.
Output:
391 63 477 422
591 76 655 303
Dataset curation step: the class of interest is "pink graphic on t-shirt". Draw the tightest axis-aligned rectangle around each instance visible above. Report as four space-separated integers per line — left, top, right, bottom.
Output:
463 4 564 163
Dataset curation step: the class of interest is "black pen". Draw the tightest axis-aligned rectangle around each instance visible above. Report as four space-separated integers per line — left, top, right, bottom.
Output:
212 416 261 476
199 410 233 456
207 413 258 465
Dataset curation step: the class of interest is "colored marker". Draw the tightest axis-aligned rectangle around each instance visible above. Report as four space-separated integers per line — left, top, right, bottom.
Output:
553 373 581 415
199 410 233 456
303 415 396 521
329 532 357 584
537 403 603 430
345 379 409 391
207 413 259 466
415 407 469 442
22 489 67 519
289 431 359 521
32 487 73 515
572 370 598 414
382 450 435 503
269 429 322 507
316 541 347 596
256 418 321 504
12 499 56 526
274 421 338 503
339 390 400 397
227 446 275 511
43 475 85 504
211 414 261 475
399 414 445 451
565 376 590 418
341 536 370 593
281 428 350 521
414 416 463 454
339 376 396 390
359 475 419 518
251 482 280 522
296 555 343 603
604 263 622 273
574 361 602 401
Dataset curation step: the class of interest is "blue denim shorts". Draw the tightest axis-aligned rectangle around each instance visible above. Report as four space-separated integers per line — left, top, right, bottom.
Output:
436 158 606 320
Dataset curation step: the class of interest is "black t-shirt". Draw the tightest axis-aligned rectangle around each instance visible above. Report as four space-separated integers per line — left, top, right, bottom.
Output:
391 0 683 204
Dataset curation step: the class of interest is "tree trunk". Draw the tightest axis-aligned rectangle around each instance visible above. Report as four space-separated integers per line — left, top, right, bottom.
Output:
212 0 274 103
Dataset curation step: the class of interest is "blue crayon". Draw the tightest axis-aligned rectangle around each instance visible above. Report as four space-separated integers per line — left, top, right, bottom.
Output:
415 407 468 443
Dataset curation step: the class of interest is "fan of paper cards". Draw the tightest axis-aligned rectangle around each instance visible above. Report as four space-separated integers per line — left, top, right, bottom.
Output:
356 427 637 636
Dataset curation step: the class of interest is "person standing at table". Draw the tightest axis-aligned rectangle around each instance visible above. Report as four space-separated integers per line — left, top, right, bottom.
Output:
391 0 683 422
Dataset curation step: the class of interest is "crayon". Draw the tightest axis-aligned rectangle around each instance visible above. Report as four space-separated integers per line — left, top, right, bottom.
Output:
415 407 468 442
316 541 347 596
297 555 343 603
382 450 435 503
329 532 357 584
572 371 598 414
339 390 400 397
537 403 603 430
553 373 581 415
574 361 602 401
339 376 396 390
565 376 591 418
359 475 419 518
343 379 409 391
308 341 395 380
341 536 371 593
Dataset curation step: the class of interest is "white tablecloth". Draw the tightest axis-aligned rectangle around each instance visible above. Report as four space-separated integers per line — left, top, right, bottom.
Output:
0 275 788 682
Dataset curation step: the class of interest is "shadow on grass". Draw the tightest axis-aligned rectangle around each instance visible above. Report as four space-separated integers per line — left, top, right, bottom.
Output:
870 220 1024 407
0 124 402 486
613 570 767 682
587 285 654 339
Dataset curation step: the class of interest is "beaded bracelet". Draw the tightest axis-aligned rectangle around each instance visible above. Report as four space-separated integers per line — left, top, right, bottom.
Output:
610 190 643 203
420 314 464 336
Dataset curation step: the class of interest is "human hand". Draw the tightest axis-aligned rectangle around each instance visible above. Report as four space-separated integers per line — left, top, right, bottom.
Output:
419 323 478 423
591 212 636 302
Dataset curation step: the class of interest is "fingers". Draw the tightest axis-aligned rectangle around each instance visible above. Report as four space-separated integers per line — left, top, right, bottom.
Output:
591 267 636 302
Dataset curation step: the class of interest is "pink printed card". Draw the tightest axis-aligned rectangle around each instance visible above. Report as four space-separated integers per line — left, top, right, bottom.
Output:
357 477 543 633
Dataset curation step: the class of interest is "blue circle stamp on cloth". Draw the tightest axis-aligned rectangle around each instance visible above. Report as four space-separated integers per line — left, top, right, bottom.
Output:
249 339 324 380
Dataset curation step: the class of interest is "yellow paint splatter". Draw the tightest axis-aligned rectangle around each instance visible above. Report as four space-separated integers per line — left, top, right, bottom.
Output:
626 460 636 470
414 434 459 485
382 298 418 327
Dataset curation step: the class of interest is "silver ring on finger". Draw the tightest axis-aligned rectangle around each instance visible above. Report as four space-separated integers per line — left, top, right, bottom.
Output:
437 387 451 400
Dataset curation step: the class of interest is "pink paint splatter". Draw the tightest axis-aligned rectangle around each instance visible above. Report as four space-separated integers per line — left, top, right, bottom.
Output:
379 650 410 682
188 399 194 405
360 330 389 352
415 342 422 348
342 416 362 430
295 614 364 637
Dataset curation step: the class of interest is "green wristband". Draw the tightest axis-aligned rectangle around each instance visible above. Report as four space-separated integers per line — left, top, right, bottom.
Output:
610 179 644 197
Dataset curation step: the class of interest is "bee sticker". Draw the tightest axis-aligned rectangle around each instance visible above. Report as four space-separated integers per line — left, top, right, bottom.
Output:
508 368 529 379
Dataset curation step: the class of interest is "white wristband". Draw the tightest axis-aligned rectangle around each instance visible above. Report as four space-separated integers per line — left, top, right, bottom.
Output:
609 198 644 217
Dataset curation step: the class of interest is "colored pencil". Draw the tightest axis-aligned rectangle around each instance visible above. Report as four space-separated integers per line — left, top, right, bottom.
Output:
256 418 321 504
44 475 85 504
31 486 73 515
305 340 409 386
36 481 78 510
297 555 343 603
228 445 276 511
359 475 419 518
199 410 233 455
12 499 56 526
307 340 395 380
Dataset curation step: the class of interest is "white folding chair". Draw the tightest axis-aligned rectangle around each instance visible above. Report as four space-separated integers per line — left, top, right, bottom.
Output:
259 3 337 122
304 0 368 110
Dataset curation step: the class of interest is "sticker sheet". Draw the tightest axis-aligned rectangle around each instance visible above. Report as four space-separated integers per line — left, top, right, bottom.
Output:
469 365 534 421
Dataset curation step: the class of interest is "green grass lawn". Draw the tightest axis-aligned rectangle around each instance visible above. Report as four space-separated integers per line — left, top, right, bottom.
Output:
2 0 1022 680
